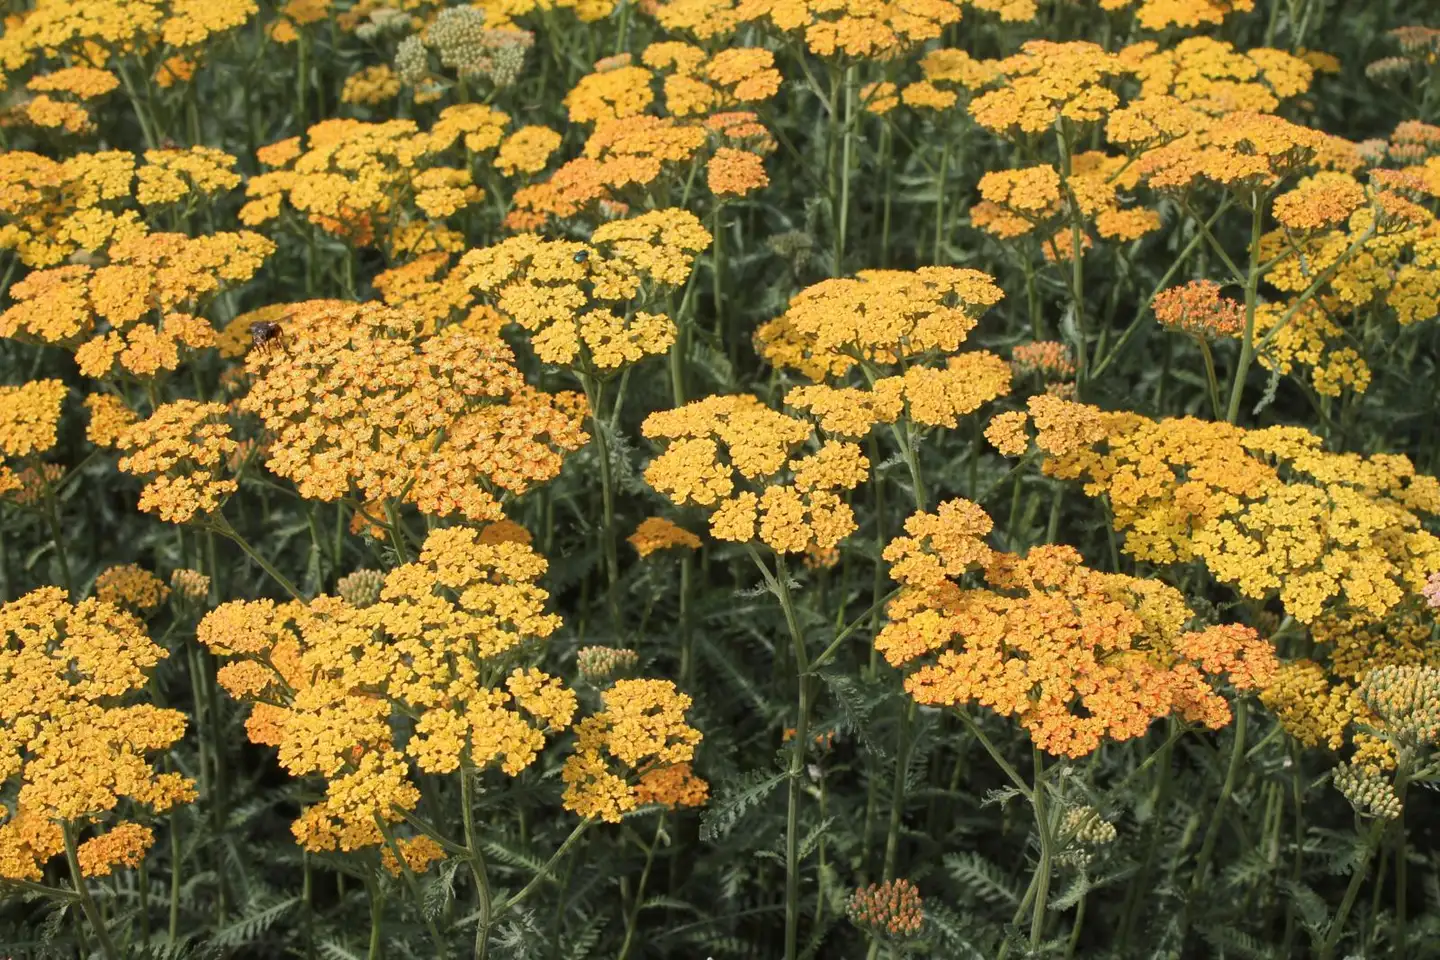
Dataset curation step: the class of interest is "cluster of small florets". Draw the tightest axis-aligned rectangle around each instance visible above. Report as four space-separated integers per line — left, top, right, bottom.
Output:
845 879 924 940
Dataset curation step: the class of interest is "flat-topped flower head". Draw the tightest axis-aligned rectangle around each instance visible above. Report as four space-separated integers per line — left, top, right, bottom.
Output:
562 679 702 822
240 300 587 522
755 267 1004 380
0 587 195 880
878 501 1278 757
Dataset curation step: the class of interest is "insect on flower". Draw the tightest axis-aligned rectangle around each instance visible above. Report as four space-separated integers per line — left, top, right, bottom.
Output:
249 320 286 355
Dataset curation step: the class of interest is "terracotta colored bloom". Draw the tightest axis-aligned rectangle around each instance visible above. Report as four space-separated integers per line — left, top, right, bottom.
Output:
707 147 768 196
240 301 587 522
847 879 924 939
1152 280 1245 339
878 499 1277 757
629 517 703 557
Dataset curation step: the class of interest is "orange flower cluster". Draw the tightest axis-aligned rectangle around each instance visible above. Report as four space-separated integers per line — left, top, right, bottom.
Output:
0 588 195 881
1152 279 1246 339
629 517 702 556
642 395 867 553
197 527 576 853
1043 410 1440 625
458 208 711 369
562 678 703 822
240 300 588 522
876 498 1277 757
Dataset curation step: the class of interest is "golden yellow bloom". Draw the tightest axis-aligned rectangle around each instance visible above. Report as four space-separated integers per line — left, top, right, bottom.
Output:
341 64 402 105
380 834 446 877
563 679 702 822
117 400 239 524
0 588 195 880
136 147 241 206
94 565 170 614
755 268 1004 380
27 67 119 99
198 529 575 852
643 396 868 552
0 380 66 458
496 125 563 176
985 411 1031 456
84 394 138 448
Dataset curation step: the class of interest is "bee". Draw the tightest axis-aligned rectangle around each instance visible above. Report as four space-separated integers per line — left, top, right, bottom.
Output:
249 320 286 355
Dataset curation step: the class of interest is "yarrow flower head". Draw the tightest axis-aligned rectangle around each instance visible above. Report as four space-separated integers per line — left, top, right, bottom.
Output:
562 679 703 822
1152 280 1246 339
94 565 169 614
755 267 1005 380
458 209 710 370
878 498 1278 757
116 401 238 525
642 395 868 553
628 517 702 557
197 527 576 852
240 300 587 523
0 588 196 881
846 879 924 940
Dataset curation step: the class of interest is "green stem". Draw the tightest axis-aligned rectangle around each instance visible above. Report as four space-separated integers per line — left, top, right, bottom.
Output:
617 815 665 960
836 64 856 275
1198 336 1224 420
1181 701 1248 939
365 873 384 960
579 373 621 632
1225 199 1267 424
1029 748 1054 947
952 708 1032 800
495 818 592 914
40 474 73 596
751 548 811 960
210 514 304 600
63 824 120 960
1318 817 1388 960
461 764 493 960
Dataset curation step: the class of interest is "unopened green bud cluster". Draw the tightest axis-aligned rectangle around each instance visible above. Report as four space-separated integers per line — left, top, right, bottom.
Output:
338 569 386 609
577 646 639 684
1333 762 1403 820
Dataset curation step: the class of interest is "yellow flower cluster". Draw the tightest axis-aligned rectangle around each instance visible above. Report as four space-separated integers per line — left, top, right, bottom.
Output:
506 54 777 227
876 499 1277 757
1 231 273 380
1043 410 1440 625
240 300 588 522
0 0 257 81
642 395 868 553
562 679 703 822
242 109 508 257
116 400 239 524
458 208 711 369
94 564 170 614
732 0 963 60
0 379 67 459
0 588 195 881
197 527 576 852
973 152 1161 246
755 267 1005 380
